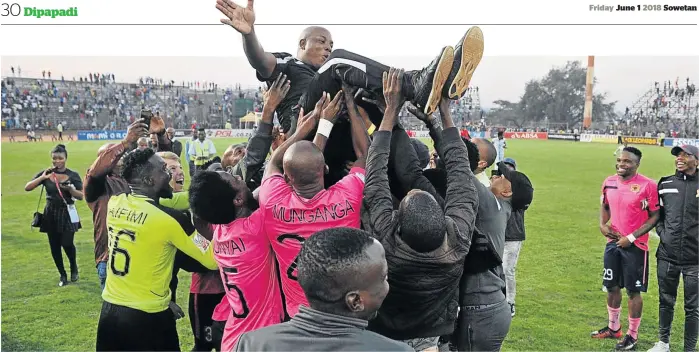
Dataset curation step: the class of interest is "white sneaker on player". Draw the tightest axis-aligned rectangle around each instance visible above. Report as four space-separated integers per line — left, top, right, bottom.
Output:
647 341 670 352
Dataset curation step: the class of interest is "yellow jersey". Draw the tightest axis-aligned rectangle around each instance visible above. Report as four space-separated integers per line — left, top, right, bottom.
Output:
160 191 189 211
103 193 217 313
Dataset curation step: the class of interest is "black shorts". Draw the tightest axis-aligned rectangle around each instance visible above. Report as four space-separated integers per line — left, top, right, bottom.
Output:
602 242 649 292
96 301 179 351
189 292 225 352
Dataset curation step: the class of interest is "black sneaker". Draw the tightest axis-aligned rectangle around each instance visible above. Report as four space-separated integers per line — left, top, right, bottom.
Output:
58 275 68 287
71 269 79 282
405 46 455 116
591 326 623 339
510 303 516 317
443 26 484 100
615 334 637 350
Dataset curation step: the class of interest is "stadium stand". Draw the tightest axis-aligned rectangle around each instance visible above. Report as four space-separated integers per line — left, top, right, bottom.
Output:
622 78 698 137
1 75 264 134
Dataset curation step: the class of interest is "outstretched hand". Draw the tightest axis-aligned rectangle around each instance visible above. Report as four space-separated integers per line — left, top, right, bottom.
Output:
407 104 435 126
321 90 344 123
382 68 405 112
358 88 386 114
271 126 286 152
263 74 291 110
149 114 166 135
296 93 327 138
216 0 256 35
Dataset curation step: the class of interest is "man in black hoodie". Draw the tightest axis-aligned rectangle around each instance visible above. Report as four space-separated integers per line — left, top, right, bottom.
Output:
363 68 478 351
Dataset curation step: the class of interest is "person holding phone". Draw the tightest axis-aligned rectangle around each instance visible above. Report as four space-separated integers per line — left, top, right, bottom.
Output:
25 144 84 287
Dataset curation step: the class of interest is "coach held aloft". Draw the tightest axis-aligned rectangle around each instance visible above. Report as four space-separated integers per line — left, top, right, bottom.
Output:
653 144 699 352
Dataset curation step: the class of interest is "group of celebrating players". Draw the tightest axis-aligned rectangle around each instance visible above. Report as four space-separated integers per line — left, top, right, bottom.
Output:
23 0 698 351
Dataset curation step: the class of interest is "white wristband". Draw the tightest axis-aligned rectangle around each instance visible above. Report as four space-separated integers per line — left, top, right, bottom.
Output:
626 234 636 243
317 119 334 138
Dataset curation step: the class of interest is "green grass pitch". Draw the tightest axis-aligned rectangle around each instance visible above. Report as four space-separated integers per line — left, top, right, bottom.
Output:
0 138 689 351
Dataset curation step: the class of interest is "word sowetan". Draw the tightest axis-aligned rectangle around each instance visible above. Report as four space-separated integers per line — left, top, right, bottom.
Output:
272 201 356 224
24 7 78 18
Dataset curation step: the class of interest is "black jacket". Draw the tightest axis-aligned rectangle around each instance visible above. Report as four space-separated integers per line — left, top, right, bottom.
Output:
230 121 274 192
363 128 478 340
234 306 412 351
656 170 698 266
505 208 525 241
172 140 183 158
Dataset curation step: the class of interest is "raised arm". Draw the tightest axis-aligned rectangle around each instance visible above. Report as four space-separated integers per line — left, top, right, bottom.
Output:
84 119 146 202
263 94 327 179
438 99 477 252
343 84 370 169
408 104 444 157
149 114 172 152
216 0 277 78
365 68 405 241
313 91 343 152
232 74 290 183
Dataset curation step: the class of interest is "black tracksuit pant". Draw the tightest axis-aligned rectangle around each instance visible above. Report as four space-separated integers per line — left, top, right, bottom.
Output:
293 49 416 187
657 259 698 351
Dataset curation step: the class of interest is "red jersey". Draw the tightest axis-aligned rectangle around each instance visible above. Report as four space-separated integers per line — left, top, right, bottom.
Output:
601 173 659 251
212 210 284 351
258 168 366 317
189 271 225 294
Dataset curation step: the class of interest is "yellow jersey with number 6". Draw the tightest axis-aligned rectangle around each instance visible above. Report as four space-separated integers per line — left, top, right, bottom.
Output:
103 193 217 313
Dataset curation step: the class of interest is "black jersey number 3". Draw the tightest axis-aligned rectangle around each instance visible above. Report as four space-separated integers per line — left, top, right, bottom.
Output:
108 227 136 276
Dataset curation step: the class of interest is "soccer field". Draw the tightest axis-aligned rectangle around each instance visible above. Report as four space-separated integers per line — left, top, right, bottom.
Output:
0 138 688 351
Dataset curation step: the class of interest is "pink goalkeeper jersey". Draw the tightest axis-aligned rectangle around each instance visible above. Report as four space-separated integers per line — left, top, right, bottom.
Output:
212 210 284 351
258 167 366 317
601 173 659 251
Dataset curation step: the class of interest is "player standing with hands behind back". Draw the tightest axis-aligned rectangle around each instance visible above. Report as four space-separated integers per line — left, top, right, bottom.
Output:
592 147 660 351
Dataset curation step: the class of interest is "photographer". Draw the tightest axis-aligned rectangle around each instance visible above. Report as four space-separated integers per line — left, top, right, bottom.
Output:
25 144 84 287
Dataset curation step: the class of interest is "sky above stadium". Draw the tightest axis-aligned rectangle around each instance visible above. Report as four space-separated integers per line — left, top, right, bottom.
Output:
2 55 696 112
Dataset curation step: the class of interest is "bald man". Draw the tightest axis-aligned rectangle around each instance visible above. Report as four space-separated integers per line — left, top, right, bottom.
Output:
166 127 183 158
472 138 498 187
217 0 484 185
255 97 368 318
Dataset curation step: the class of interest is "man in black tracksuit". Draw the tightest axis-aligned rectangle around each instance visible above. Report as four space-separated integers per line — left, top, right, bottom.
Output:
649 144 699 352
363 70 478 352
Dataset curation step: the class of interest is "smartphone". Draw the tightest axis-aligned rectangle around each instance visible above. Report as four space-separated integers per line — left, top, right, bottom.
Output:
140 109 153 131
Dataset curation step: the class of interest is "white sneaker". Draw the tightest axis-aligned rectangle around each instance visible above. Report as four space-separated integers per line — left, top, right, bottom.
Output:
647 341 670 352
